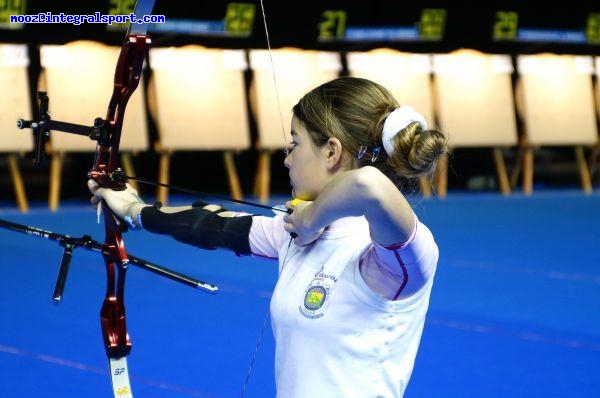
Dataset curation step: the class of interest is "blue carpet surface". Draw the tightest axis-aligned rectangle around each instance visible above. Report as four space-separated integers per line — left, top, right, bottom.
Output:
1 191 599 397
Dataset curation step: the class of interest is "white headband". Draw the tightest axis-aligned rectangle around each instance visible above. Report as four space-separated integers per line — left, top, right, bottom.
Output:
381 106 428 157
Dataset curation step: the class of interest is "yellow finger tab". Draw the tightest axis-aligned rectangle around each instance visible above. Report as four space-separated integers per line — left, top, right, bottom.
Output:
290 198 305 206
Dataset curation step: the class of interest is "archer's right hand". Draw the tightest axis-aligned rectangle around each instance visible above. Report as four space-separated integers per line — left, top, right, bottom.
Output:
283 199 324 246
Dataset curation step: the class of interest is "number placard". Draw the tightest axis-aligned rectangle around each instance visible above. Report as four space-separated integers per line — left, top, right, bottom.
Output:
107 0 136 30
419 9 446 40
109 0 136 15
493 11 518 40
0 0 27 29
319 10 347 40
224 2 256 36
586 13 600 44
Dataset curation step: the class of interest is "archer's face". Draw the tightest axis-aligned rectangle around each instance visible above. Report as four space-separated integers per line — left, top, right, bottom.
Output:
283 117 330 200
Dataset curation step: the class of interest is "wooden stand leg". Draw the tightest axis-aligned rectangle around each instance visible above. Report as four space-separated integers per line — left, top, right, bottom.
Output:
436 153 448 198
510 150 522 190
262 152 271 204
575 146 592 194
223 151 242 200
253 151 264 198
493 148 511 195
8 154 29 212
510 139 527 190
120 152 139 192
254 150 271 204
49 152 63 212
523 147 533 195
158 151 170 205
419 177 432 198
589 145 599 180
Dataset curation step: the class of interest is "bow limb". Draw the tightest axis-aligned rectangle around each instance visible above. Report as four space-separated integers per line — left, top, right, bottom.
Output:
88 2 155 396
93 27 150 357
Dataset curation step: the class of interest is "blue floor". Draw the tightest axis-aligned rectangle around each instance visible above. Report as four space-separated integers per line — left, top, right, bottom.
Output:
1 190 599 397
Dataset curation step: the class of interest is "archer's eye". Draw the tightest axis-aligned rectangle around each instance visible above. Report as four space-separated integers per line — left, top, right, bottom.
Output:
284 141 296 157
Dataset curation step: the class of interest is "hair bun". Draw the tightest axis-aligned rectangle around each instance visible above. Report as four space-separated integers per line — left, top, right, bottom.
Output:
387 125 448 178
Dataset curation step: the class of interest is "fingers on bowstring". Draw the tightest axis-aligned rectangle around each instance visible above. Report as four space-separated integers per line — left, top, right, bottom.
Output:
284 200 295 214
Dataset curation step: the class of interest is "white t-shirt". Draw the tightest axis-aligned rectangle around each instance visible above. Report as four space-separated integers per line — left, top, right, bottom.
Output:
249 214 439 398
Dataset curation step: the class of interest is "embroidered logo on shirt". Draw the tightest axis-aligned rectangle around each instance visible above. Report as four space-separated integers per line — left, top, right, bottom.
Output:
299 269 338 319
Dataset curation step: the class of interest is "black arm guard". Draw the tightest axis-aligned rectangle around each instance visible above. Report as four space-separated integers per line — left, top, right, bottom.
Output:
140 205 253 255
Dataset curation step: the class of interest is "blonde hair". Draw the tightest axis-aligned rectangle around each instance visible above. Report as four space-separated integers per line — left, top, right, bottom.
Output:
293 76 447 180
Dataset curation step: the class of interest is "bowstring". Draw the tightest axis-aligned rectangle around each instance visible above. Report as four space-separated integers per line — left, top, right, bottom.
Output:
240 239 293 398
259 0 288 151
239 2 289 397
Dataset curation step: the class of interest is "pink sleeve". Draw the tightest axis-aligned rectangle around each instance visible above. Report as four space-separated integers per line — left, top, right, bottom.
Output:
248 215 288 259
363 215 439 296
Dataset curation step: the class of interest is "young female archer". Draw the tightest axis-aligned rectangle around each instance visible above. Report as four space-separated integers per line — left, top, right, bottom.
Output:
89 76 448 397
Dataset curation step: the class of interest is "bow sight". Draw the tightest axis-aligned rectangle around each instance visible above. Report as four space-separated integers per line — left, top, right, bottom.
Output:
17 92 115 165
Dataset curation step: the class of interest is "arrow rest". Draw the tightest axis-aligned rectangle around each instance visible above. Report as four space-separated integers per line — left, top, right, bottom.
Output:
109 168 128 187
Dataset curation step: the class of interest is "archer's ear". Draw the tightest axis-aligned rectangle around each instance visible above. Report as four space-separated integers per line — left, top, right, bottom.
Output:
323 137 343 170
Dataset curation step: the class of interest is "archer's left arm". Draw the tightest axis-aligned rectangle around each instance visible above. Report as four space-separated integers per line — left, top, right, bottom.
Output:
89 180 254 255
